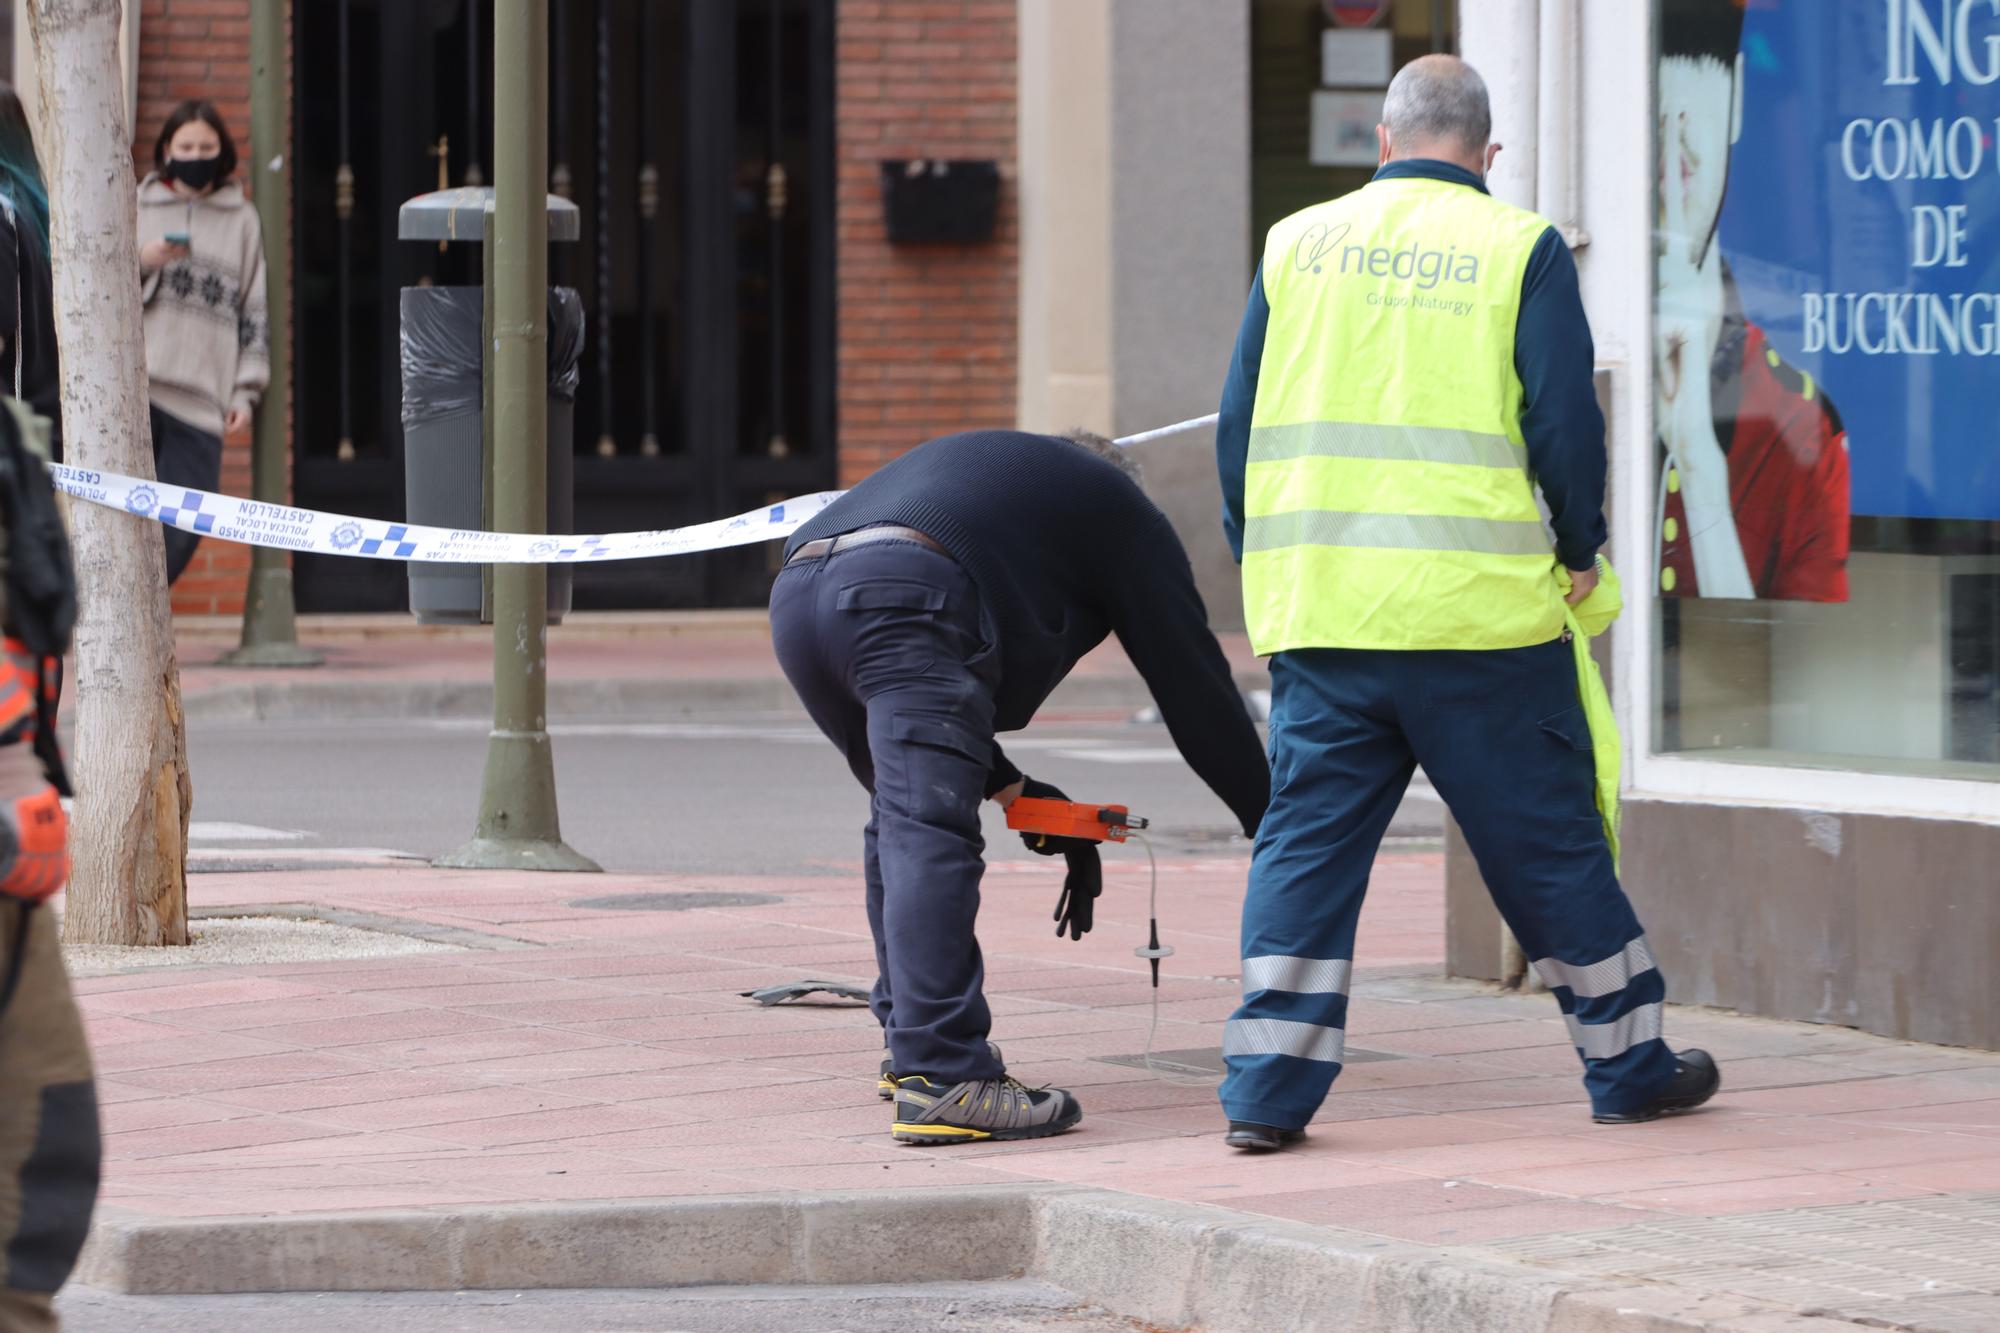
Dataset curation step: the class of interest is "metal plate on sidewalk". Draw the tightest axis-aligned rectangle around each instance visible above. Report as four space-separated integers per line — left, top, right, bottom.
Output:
1095 1046 1397 1077
567 891 783 912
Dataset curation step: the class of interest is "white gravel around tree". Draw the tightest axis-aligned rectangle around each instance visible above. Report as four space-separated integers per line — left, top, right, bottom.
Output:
62 915 460 977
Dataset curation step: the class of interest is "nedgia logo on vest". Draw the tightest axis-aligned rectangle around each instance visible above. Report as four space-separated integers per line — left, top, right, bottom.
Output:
1295 221 1483 291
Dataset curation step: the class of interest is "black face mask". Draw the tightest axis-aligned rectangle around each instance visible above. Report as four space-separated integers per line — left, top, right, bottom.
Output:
165 156 222 191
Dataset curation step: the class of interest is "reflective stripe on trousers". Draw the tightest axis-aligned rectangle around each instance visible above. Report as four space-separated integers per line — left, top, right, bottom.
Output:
1564 999 1664 1061
1223 1015 1346 1066
1537 937 1666 1062
1241 954 1352 996
1535 937 1656 1001
1224 953 1354 1071
1218 644 1680 1129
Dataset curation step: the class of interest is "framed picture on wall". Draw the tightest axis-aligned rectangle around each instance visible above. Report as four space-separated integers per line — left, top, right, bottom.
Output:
1309 90 1379 167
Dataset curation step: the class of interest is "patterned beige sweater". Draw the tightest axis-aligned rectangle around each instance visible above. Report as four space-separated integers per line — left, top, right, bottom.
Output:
138 175 269 438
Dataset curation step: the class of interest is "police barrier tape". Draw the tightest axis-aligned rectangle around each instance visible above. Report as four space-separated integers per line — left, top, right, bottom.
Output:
45 414 1222 563
49 462 841 564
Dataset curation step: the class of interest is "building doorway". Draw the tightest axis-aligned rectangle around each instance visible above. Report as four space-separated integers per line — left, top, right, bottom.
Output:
290 0 836 611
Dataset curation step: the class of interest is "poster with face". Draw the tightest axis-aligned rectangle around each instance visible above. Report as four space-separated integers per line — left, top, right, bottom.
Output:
1658 0 2000 603
1655 0 1854 603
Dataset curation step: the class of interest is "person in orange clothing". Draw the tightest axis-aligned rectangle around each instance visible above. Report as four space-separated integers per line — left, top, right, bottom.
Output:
1654 0 1849 603
0 397 96 1333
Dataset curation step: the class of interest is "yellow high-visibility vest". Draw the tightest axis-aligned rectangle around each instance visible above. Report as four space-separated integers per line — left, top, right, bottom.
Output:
1244 175 1566 654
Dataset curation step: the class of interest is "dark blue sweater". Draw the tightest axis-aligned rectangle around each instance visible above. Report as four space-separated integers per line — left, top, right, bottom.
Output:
1217 159 1607 572
784 430 1269 836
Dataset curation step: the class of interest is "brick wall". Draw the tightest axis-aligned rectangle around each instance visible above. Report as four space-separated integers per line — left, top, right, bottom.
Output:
135 0 1023 612
137 0 255 616
835 0 1018 486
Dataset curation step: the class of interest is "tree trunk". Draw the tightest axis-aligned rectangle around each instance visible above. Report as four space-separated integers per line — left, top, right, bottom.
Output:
28 0 191 946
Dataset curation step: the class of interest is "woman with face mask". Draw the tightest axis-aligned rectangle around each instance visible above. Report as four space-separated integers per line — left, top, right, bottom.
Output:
137 99 269 585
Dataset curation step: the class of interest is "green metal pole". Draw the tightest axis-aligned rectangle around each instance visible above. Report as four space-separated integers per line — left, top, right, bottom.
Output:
437 0 597 872
222 0 321 668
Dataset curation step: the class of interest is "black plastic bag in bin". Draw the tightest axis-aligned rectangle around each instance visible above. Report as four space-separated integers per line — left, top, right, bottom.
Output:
401 286 586 429
547 286 583 402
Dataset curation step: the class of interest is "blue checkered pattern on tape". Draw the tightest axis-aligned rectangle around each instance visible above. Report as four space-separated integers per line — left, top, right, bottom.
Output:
156 491 216 535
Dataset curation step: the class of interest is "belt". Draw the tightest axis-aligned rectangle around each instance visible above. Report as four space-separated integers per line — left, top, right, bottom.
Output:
784 524 948 567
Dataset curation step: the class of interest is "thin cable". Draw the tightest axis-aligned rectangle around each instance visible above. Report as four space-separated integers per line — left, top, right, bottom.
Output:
1128 833 1216 1088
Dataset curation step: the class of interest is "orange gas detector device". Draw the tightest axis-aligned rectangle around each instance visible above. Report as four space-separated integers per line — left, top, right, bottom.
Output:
1004 797 1149 844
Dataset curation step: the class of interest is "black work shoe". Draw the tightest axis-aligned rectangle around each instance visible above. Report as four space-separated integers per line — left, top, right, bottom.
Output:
892 1073 1082 1144
1592 1049 1721 1124
1224 1121 1306 1152
879 1040 1002 1100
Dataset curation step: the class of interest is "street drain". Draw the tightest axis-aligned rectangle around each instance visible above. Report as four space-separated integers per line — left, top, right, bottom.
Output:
1094 1046 1397 1077
567 891 783 912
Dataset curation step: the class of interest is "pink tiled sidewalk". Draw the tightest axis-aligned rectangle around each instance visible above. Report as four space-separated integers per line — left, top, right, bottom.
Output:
68 849 2000 1322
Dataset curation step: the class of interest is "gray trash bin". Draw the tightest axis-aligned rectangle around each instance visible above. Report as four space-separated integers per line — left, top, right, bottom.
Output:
399 285 584 625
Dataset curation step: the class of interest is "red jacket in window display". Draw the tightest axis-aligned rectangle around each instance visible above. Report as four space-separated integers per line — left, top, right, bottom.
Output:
1659 318 1850 603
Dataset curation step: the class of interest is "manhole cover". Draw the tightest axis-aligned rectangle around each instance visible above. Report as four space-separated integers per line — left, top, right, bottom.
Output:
568 891 783 912
1095 1045 1396 1076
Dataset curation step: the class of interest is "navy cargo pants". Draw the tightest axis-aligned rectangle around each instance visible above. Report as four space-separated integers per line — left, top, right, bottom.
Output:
769 536 1008 1086
1219 639 1679 1128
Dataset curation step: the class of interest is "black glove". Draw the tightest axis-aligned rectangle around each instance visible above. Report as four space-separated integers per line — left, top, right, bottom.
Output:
1016 777 1096 856
1052 843 1102 941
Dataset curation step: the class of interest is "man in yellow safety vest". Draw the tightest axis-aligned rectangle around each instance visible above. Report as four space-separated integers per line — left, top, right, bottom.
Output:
1214 54 1720 1151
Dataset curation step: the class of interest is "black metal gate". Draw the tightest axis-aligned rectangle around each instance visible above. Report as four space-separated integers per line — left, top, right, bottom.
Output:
290 0 836 611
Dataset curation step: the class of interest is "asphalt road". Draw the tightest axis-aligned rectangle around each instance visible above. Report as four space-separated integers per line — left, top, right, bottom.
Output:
180 709 1442 874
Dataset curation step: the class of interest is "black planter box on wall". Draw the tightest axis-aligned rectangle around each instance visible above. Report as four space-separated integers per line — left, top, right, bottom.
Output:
879 159 999 244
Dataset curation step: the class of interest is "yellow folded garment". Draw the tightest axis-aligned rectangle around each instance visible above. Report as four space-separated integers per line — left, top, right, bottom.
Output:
1556 558 1623 869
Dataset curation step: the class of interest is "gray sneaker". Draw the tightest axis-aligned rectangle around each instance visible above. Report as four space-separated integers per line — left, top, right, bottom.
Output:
879 1040 1002 1100
892 1072 1082 1145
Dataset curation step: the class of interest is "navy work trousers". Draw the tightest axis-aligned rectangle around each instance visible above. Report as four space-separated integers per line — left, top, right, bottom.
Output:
1219 639 1679 1129
769 538 1008 1086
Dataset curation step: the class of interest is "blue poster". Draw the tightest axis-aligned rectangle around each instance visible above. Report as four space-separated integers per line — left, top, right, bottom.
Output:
1719 0 2000 523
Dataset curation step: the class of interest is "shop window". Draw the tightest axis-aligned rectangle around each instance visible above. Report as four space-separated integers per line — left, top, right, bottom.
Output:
1250 0 1458 254
1652 0 1999 780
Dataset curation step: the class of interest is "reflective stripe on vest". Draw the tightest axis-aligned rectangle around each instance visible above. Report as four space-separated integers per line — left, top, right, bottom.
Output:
1247 421 1524 471
1244 177 1568 653
1243 510 1552 557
